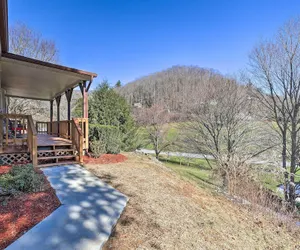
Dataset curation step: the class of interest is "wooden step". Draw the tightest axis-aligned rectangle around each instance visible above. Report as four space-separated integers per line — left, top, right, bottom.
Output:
38 143 72 147
38 155 75 160
37 161 78 168
38 149 75 153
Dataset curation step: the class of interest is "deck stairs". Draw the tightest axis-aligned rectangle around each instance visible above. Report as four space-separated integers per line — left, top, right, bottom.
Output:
37 144 77 167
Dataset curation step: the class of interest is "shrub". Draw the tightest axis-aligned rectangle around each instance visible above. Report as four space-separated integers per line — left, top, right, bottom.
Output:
296 199 300 210
106 133 121 154
0 164 45 193
122 126 144 152
89 124 122 154
90 139 106 158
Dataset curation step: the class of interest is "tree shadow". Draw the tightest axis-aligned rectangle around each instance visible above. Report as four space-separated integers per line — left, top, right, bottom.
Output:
159 158 211 170
187 172 219 187
5 164 128 250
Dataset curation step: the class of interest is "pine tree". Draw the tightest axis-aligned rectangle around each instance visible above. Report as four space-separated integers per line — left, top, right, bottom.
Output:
115 80 122 88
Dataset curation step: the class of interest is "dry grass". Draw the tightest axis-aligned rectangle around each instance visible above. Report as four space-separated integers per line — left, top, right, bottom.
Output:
85 153 300 250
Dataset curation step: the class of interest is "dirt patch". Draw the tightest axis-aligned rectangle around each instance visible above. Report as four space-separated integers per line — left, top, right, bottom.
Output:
83 154 127 164
85 153 300 250
0 170 60 249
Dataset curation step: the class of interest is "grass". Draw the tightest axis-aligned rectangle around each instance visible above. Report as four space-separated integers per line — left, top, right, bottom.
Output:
159 155 220 189
159 155 213 169
256 166 300 193
86 153 300 250
160 155 300 197
259 171 281 192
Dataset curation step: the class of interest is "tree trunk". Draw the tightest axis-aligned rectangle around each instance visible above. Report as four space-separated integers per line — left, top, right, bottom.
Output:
282 129 289 202
289 120 297 209
221 164 229 191
155 151 159 159
155 136 159 159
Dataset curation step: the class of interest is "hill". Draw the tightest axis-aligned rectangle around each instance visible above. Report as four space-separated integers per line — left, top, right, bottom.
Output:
118 65 231 113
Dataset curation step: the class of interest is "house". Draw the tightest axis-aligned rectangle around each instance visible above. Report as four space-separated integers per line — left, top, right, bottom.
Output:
0 0 97 166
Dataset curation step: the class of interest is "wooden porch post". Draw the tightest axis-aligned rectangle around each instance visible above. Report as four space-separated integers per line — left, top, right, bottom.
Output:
65 88 73 137
79 81 88 118
79 80 92 153
55 95 61 136
50 100 53 134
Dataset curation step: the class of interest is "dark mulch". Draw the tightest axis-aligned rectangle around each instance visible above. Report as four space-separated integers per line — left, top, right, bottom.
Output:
83 154 127 164
0 167 60 250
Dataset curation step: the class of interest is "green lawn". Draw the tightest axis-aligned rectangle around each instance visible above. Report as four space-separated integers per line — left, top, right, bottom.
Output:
257 166 300 193
159 155 300 196
258 171 282 193
159 155 220 189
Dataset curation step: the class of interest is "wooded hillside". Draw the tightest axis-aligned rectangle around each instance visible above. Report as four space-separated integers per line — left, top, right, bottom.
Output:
117 65 233 112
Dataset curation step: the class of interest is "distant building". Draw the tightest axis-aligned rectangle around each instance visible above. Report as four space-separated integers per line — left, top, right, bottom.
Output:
133 102 142 108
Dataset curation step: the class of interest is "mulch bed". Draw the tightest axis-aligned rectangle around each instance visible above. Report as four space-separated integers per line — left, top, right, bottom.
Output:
83 154 127 164
0 166 11 175
0 166 60 250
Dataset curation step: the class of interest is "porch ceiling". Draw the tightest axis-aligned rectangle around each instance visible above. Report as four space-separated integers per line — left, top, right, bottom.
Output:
1 52 97 101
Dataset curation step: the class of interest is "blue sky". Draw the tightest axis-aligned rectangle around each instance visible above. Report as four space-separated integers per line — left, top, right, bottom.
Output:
8 0 300 86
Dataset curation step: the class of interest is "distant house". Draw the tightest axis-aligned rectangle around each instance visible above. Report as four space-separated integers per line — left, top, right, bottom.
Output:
133 102 143 108
0 0 97 166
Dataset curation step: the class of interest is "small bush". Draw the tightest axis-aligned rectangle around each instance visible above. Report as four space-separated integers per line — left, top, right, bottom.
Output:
106 136 121 154
0 164 45 193
296 199 300 210
90 140 106 158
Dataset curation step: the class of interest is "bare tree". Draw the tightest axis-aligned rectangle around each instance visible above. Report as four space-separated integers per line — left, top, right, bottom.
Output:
8 22 59 119
135 105 175 159
249 17 300 208
9 22 58 62
7 98 48 119
183 78 272 192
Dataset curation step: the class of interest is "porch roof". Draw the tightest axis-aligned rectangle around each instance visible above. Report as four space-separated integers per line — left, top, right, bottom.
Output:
1 52 97 101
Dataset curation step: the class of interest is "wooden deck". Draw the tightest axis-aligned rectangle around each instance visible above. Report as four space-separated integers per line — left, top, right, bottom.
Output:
37 134 72 147
0 134 72 154
0 117 87 165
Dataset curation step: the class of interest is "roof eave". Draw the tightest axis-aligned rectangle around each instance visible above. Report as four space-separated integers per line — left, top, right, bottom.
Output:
2 52 97 79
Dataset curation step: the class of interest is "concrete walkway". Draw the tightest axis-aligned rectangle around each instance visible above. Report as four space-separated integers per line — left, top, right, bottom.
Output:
7 164 128 250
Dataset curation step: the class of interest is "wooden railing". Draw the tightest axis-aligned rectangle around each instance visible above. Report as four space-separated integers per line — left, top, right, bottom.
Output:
0 114 37 166
41 120 72 140
27 116 37 166
72 118 83 163
74 118 89 150
59 120 71 139
36 121 48 134
0 113 28 146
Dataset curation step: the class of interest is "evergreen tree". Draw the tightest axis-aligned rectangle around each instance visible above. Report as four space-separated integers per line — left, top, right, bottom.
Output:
88 80 137 153
89 80 132 131
72 97 82 118
115 80 122 88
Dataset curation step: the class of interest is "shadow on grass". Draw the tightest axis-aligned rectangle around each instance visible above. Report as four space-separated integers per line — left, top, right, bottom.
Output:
6 165 128 250
186 172 219 188
159 158 212 170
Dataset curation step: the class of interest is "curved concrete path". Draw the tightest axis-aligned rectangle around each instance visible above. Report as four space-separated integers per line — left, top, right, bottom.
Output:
7 164 128 250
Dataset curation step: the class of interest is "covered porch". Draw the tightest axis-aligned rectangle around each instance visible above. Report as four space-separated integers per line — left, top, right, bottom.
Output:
0 52 97 166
